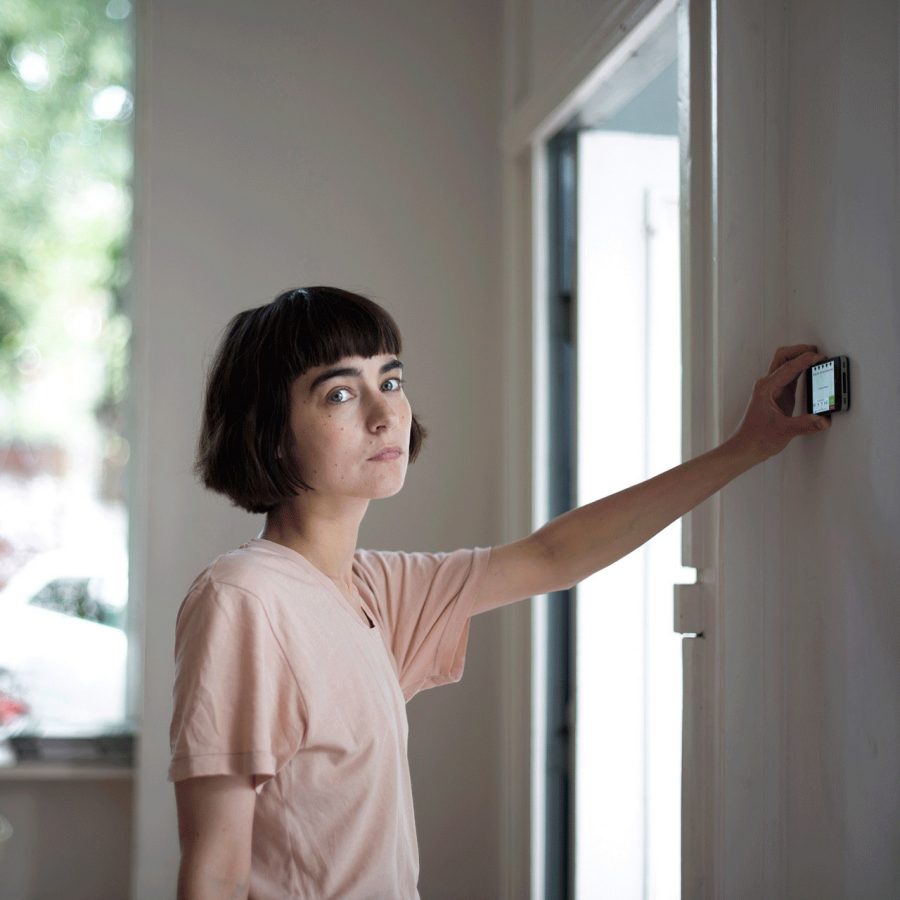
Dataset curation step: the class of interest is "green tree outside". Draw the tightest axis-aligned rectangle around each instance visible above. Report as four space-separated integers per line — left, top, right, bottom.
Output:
0 0 132 466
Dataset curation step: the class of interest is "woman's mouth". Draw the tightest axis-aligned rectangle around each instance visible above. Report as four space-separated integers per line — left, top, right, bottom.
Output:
368 446 404 461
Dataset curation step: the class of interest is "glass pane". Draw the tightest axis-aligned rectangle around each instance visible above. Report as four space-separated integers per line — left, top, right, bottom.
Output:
0 0 134 742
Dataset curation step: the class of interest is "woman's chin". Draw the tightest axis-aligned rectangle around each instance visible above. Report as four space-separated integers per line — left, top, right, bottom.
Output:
369 476 406 499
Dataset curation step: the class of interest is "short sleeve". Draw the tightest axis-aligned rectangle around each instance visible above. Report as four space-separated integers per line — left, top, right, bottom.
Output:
167 577 308 794
353 545 492 702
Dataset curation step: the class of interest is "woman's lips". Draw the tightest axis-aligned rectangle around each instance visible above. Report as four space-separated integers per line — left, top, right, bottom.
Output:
368 448 403 461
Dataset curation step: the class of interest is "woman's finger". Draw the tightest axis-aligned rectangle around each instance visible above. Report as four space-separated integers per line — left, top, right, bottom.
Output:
767 343 819 375
769 351 825 390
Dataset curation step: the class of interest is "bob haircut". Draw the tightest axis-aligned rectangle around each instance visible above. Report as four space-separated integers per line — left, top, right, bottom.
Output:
194 286 428 515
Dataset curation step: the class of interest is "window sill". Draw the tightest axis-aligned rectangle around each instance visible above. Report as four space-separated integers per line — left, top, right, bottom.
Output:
0 736 134 779
0 760 133 781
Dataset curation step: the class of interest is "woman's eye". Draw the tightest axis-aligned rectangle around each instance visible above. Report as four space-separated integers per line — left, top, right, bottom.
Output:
328 388 352 404
327 378 404 404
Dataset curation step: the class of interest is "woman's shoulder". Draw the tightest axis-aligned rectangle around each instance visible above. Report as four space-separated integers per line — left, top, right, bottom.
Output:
188 539 332 602
352 545 482 591
184 544 279 601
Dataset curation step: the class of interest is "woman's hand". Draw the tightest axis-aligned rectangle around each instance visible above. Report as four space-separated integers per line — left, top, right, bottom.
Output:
727 344 832 462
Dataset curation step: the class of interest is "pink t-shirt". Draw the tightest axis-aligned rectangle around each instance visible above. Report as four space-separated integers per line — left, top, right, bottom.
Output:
168 536 492 899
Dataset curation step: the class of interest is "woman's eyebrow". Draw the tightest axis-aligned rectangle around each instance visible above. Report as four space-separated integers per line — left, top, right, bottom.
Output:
308 358 403 394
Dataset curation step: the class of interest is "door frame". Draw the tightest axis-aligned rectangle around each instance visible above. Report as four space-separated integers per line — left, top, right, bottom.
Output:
498 0 718 897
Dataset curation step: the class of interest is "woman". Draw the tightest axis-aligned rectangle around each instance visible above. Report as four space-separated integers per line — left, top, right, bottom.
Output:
168 285 830 899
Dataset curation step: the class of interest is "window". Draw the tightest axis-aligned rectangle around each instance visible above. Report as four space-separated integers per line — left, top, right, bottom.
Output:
0 0 134 743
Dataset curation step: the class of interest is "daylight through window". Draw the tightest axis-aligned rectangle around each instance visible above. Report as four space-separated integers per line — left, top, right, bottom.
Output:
0 0 134 742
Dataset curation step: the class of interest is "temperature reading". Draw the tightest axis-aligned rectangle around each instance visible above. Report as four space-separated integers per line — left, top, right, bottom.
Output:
810 360 836 413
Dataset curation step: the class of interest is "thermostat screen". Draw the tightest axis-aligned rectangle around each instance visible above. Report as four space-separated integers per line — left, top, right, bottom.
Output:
811 360 836 413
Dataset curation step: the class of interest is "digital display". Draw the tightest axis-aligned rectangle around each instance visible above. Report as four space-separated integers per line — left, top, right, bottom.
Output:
811 360 836 413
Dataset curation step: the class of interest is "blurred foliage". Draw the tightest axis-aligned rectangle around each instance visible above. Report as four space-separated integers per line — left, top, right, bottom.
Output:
0 0 132 443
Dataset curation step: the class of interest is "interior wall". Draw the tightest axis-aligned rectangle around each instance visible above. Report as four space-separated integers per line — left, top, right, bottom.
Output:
780 0 899 896
128 2 504 898
714 0 899 897
0 779 131 900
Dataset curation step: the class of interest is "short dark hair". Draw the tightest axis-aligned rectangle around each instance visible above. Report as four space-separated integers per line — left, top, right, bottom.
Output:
194 286 428 515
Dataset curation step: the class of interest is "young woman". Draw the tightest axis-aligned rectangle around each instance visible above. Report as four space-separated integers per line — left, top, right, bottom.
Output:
168 285 830 899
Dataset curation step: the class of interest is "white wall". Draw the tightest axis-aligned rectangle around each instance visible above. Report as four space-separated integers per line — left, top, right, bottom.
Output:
713 0 899 897
779 0 898 895
128 2 504 898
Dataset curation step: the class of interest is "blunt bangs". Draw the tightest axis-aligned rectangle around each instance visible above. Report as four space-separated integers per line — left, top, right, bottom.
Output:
273 286 403 380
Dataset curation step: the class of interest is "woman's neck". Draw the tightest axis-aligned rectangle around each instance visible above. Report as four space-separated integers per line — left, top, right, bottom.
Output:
259 503 364 587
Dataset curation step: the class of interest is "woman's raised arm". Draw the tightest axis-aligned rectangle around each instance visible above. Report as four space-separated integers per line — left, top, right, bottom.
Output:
471 346 830 616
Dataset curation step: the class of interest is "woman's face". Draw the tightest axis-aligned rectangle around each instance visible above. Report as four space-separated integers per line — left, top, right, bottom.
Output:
284 353 412 500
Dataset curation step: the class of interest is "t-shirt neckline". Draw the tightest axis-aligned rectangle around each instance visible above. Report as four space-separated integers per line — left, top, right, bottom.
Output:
245 537 376 631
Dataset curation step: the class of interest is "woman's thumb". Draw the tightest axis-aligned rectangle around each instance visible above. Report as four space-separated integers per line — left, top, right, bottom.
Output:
799 414 830 433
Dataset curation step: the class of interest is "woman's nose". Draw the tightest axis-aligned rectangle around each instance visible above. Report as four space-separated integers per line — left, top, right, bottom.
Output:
368 392 399 427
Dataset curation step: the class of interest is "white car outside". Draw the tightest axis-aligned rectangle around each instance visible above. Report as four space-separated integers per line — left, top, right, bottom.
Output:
0 547 128 736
